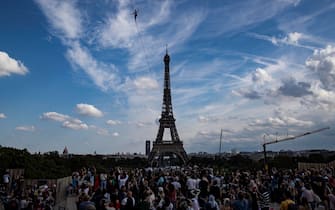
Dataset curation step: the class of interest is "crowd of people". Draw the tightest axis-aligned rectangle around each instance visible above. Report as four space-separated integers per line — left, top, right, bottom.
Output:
70 166 335 210
2 165 335 210
1 171 56 210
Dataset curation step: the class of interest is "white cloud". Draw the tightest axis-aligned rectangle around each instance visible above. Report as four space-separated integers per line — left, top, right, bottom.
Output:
206 0 300 37
67 42 119 91
0 113 6 119
285 32 303 44
0 51 28 77
306 45 335 90
112 132 119 137
232 57 314 101
250 32 316 50
232 88 262 99
35 0 119 91
133 77 159 90
198 115 220 123
136 121 153 127
34 0 82 39
41 112 70 122
270 32 303 45
96 128 110 136
106 120 122 126
41 111 89 130
99 1 172 49
249 115 314 128
62 119 88 130
97 0 205 73
304 82 335 110
99 1 137 48
15 125 35 132
252 68 273 84
76 103 103 117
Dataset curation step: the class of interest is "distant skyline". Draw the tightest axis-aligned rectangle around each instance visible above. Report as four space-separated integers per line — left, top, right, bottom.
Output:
0 0 335 154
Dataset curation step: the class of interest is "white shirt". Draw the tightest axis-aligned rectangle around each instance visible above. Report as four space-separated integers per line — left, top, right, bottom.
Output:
118 175 129 189
100 173 107 181
301 189 314 203
121 197 135 207
172 181 181 191
3 174 10 183
192 198 200 210
186 178 197 190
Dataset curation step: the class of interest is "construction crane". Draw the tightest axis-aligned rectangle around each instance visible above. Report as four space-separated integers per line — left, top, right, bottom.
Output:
262 127 330 173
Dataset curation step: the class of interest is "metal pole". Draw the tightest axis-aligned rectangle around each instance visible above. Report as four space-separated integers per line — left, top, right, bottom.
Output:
219 129 223 156
263 143 268 173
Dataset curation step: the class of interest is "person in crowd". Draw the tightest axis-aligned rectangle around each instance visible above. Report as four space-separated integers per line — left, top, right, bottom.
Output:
79 194 95 210
158 196 174 210
121 190 135 210
190 189 200 210
280 191 296 210
3 170 11 192
258 184 271 210
328 188 335 210
205 194 220 210
232 192 247 210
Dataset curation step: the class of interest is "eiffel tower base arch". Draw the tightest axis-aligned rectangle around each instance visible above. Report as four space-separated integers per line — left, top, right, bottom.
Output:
148 142 188 167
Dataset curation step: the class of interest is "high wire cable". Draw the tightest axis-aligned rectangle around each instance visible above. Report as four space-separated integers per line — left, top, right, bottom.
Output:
130 0 154 74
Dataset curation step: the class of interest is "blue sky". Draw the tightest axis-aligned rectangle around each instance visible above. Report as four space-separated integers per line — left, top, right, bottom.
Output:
1 0 335 154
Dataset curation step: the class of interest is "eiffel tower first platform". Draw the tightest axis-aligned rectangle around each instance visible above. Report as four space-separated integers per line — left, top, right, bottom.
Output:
148 51 188 167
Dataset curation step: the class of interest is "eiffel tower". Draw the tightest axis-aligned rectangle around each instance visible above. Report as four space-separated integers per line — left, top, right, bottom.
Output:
148 50 188 166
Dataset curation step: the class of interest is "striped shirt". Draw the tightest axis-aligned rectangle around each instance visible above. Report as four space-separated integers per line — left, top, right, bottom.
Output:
259 191 271 208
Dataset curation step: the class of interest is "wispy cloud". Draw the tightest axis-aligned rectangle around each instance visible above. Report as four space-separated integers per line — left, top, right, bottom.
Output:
249 32 317 50
34 0 83 39
0 51 28 77
106 119 122 126
96 128 110 136
66 42 120 91
249 116 314 128
15 125 36 132
35 0 119 92
132 77 159 90
278 2 335 35
41 112 70 122
0 113 6 119
202 0 300 37
41 111 88 130
97 0 205 73
62 119 88 130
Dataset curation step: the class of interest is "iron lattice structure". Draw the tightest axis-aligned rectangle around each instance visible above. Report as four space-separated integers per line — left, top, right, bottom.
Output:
148 52 188 166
